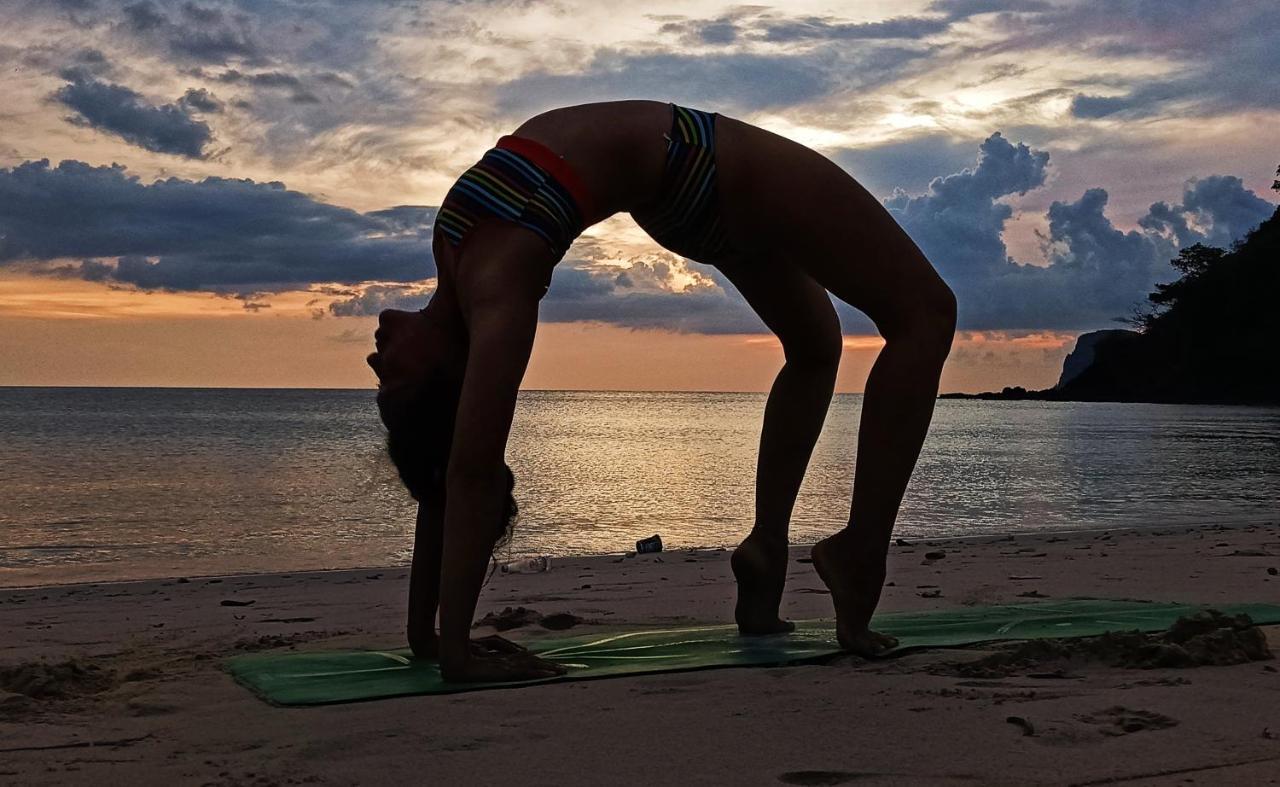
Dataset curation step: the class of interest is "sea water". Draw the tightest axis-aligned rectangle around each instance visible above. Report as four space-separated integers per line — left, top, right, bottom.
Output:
1 387 1277 586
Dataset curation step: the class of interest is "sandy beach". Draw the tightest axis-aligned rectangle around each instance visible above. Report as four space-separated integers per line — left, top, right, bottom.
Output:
2 521 1278 786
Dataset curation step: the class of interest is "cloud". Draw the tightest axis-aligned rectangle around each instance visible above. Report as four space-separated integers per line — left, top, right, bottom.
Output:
659 6 1035 48
0 159 435 291
537 260 765 334
52 73 214 158
882 134 1274 330
1146 176 1276 250
120 1 260 64
884 131 1051 281
834 133 981 197
658 17 739 46
984 1 1280 118
756 15 951 43
926 0 1051 19
327 283 434 317
5 132 1272 333
214 68 320 104
177 87 221 113
496 50 837 115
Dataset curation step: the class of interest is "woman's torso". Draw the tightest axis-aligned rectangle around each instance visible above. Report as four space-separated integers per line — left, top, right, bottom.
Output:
509 99 673 226
431 99 860 285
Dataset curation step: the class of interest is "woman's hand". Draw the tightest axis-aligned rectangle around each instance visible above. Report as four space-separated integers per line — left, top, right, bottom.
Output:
441 649 568 683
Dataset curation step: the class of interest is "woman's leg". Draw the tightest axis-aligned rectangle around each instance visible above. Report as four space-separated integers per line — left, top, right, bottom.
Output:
714 258 843 635
788 181 957 655
717 114 957 653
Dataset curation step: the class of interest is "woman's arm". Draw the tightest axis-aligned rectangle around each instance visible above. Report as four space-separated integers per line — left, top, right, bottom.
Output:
436 270 564 682
406 497 443 657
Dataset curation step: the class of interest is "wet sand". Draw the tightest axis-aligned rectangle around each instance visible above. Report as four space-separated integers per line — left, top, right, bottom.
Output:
2 522 1278 786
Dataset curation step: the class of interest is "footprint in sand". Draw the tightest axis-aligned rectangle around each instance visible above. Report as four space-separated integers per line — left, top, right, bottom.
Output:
1076 706 1179 736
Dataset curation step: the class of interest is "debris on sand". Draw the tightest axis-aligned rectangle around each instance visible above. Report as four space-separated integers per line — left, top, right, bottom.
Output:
0 658 116 700
1005 715 1035 736
944 609 1273 678
924 550 946 560
474 606 543 631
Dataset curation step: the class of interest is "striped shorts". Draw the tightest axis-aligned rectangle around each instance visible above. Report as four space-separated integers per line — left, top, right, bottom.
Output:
630 103 733 263
435 135 592 261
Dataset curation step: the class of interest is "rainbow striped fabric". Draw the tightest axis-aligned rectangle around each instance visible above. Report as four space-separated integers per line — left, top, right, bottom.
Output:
435 138 586 260
631 103 732 263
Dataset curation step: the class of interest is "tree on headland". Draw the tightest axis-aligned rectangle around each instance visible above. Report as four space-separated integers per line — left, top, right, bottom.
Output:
1064 204 1280 403
944 199 1280 403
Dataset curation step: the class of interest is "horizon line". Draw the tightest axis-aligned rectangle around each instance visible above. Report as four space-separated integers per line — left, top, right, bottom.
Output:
0 384 889 395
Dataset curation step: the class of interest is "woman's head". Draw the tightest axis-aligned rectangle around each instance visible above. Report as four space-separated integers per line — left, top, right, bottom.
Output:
368 307 518 549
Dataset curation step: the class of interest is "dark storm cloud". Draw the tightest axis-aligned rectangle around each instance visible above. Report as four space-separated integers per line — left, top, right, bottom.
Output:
52 73 214 158
0 159 435 291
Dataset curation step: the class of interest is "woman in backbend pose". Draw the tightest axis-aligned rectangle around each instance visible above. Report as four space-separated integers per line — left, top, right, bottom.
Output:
368 100 956 682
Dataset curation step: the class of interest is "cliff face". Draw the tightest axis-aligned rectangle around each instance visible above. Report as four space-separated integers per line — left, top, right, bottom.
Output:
1055 329 1138 389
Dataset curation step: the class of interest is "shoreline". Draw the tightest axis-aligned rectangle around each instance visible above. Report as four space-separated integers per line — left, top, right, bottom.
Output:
3 519 1278 784
4 516 1275 592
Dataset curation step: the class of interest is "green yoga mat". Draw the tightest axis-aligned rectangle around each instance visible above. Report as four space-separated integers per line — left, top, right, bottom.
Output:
226 599 1280 706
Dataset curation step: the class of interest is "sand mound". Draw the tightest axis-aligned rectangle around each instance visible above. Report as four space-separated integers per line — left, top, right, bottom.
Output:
475 606 544 631
0 658 116 700
947 609 1272 677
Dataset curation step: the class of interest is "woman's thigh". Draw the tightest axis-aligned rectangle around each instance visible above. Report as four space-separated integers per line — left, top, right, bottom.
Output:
716 114 949 332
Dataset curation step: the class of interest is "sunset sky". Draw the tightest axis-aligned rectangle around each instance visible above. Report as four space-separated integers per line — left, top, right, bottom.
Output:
1 0 1275 391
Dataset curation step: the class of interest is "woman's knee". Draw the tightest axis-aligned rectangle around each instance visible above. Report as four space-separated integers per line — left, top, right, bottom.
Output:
782 319 843 371
879 280 956 350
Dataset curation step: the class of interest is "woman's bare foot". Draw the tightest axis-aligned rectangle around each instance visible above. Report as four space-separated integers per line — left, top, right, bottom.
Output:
732 533 796 636
810 534 899 656
408 629 438 659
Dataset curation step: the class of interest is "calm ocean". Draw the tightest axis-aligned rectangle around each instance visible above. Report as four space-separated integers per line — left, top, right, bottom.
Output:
1 387 1277 587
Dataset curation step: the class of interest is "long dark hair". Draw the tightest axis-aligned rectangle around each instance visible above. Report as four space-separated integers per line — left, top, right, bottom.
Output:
376 375 518 553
